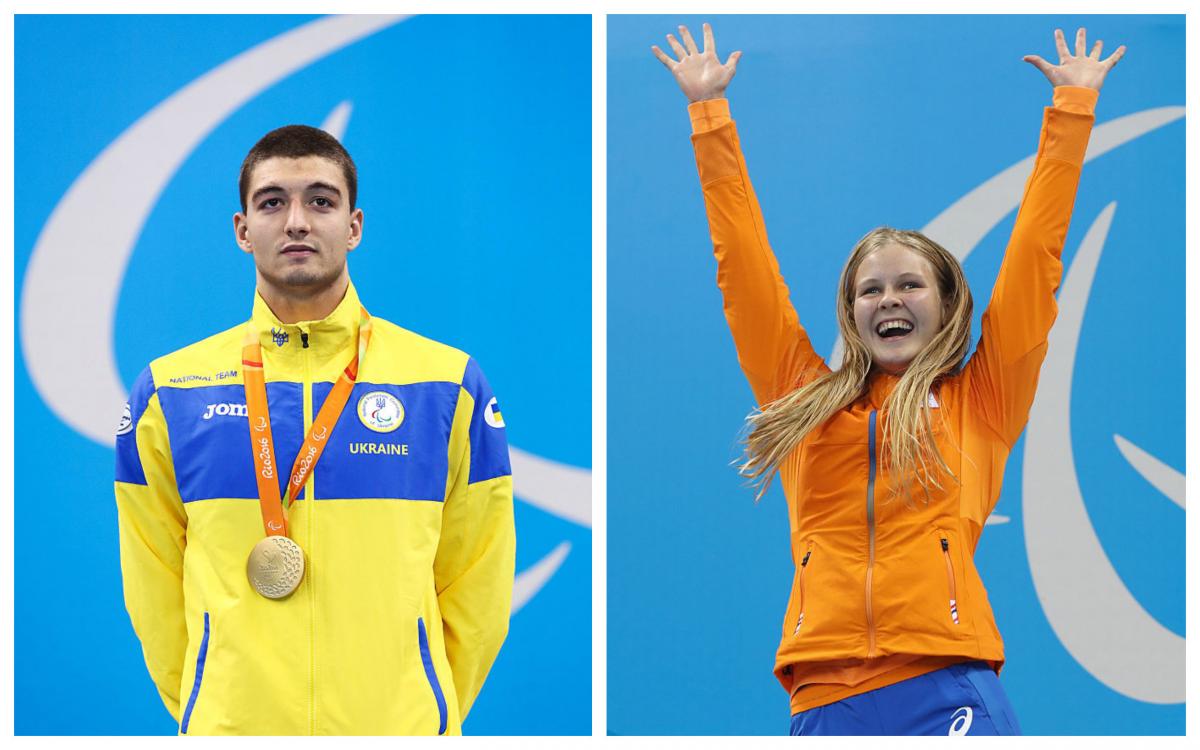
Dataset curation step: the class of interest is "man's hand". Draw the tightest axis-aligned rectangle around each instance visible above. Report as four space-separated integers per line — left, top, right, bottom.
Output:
1023 27 1126 91
651 22 742 103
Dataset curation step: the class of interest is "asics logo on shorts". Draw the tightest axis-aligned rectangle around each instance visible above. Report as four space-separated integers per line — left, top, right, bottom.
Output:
948 706 973 735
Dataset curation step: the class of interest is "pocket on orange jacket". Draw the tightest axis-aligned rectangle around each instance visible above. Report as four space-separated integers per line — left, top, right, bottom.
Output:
789 541 815 636
939 533 960 625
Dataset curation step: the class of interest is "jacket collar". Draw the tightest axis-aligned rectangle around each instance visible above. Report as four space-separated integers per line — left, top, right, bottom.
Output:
249 280 364 359
865 371 901 411
864 371 944 411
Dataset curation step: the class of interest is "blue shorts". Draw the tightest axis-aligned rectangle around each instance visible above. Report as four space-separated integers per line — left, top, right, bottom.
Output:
789 661 1022 736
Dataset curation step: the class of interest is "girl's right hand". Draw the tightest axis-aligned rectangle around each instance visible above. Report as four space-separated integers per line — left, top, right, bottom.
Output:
1022 27 1126 91
652 23 742 103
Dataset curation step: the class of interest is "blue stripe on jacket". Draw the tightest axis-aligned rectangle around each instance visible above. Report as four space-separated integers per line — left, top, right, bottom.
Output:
155 380 460 502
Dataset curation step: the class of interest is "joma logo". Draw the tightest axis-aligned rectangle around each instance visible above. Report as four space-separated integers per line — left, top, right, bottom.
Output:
203 402 248 420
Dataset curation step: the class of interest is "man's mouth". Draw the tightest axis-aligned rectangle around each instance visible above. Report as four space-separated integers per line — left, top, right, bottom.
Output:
281 244 316 256
876 319 914 341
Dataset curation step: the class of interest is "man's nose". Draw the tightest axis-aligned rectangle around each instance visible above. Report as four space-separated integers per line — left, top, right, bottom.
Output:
285 202 310 236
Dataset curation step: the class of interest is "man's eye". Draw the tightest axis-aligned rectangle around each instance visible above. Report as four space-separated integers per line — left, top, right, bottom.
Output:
312 197 332 207
261 198 282 208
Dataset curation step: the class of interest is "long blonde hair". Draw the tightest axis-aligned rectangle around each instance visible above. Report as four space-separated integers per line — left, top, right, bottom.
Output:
740 227 973 503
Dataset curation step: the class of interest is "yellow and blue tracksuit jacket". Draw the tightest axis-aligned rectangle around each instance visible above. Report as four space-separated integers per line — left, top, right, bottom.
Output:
114 281 514 735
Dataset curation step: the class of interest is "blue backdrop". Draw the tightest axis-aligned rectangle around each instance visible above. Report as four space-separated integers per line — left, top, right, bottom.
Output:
608 14 1184 735
15 14 591 735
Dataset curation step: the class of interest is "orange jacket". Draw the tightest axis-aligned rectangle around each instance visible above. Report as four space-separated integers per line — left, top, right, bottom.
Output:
689 87 1097 712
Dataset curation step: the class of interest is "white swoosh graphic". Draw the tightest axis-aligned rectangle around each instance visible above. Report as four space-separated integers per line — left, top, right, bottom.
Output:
322 100 354 140
512 542 571 614
1113 434 1185 510
828 106 1185 368
1024 203 1183 704
511 447 592 526
20 15 407 445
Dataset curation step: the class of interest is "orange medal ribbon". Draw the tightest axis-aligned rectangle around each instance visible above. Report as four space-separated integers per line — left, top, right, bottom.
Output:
242 306 372 537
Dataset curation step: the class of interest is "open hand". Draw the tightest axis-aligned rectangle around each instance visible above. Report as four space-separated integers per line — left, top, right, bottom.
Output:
651 23 742 103
1023 28 1125 91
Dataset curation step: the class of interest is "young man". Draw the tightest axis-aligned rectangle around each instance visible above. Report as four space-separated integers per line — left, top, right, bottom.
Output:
114 125 514 736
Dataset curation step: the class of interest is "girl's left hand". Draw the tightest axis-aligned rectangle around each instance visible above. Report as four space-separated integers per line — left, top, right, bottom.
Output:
1023 28 1126 91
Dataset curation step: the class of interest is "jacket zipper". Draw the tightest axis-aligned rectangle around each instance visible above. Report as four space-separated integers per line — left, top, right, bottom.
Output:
865 410 878 657
792 545 813 635
180 612 211 735
301 325 316 735
941 537 960 625
417 618 449 735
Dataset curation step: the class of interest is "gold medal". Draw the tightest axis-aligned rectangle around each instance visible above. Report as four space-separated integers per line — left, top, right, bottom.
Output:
246 535 305 599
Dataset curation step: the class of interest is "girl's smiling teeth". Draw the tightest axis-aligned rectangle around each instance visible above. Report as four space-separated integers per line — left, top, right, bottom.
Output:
876 319 914 338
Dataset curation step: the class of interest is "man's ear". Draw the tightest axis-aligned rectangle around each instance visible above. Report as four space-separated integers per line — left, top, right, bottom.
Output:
233 212 253 255
346 208 364 251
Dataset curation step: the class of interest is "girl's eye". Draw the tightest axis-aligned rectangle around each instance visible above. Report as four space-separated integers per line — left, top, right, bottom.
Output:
903 281 920 289
862 287 879 295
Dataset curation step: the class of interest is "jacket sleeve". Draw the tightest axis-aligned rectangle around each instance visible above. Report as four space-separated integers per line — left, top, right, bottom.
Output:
114 365 188 723
689 98 830 405
965 86 1097 446
434 357 515 720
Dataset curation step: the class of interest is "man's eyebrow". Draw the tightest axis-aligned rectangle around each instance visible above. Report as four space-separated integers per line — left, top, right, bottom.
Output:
250 182 343 204
250 184 285 204
305 181 343 198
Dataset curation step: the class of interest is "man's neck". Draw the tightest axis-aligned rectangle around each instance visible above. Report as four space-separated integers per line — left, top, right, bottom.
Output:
257 273 350 324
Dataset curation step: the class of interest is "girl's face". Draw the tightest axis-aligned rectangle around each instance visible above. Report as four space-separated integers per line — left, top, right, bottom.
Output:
852 243 948 375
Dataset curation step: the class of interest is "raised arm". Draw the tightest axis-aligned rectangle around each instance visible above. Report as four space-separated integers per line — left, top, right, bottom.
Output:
654 24 828 404
968 28 1124 445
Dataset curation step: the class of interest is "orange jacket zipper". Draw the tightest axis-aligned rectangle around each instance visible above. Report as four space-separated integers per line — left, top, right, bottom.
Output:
866 411 878 657
792 547 813 635
941 537 959 625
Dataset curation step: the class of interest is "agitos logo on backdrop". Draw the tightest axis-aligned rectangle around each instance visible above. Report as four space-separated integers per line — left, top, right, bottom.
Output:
19 10 590 683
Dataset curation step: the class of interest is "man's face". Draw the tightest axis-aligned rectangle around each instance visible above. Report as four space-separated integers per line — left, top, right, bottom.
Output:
234 155 362 294
852 242 948 375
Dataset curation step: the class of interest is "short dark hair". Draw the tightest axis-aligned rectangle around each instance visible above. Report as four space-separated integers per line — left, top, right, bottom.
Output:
238 125 358 212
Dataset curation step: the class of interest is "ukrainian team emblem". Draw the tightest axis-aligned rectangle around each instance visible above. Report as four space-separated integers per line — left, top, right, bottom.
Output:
116 402 133 436
484 396 505 428
357 391 404 433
